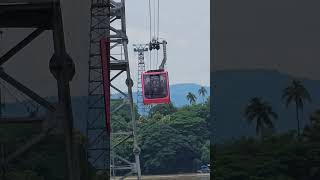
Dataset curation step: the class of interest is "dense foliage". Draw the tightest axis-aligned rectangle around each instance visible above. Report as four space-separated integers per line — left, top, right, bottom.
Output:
0 92 210 179
213 81 320 180
138 98 210 174
113 96 210 175
0 125 68 180
213 124 320 180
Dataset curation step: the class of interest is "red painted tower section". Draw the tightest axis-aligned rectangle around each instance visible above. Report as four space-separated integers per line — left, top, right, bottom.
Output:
100 38 110 133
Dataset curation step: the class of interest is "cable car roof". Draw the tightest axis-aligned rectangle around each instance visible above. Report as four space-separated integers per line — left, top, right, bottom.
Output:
145 69 166 73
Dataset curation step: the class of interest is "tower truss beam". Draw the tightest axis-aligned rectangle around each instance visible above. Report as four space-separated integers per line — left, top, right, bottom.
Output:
87 0 141 179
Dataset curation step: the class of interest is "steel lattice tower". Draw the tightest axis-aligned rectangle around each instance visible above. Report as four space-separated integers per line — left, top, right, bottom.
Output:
133 44 149 117
87 0 141 179
0 1 83 180
87 0 110 173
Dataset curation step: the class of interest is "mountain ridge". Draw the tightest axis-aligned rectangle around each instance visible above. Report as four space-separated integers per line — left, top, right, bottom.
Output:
213 69 320 142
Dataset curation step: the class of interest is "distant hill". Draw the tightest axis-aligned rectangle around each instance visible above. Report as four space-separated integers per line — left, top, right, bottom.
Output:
1 83 210 132
112 83 210 111
4 69 320 144
213 69 320 142
133 83 210 107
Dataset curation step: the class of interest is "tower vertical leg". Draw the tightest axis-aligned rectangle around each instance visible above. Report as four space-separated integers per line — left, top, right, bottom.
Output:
50 2 78 180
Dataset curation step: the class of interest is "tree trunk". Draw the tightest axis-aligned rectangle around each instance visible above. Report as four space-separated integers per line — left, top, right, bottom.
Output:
296 101 300 137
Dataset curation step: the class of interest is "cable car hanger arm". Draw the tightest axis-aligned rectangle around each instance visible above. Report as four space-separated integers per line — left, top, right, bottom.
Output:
158 40 167 70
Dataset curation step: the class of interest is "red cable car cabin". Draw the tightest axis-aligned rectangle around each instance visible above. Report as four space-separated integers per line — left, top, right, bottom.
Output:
142 70 170 104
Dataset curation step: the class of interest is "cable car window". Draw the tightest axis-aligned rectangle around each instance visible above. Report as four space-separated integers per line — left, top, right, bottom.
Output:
144 73 168 99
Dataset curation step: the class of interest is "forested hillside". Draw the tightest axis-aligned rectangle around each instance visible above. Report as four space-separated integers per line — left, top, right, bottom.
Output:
113 91 211 175
0 88 210 179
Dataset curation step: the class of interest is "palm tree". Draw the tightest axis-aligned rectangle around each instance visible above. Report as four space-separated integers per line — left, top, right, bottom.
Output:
198 86 208 103
244 97 278 136
302 109 320 141
282 80 311 136
186 92 197 105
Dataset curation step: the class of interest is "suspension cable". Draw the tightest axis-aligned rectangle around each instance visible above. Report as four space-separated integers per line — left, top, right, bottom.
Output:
157 0 160 40
156 50 159 68
148 0 152 71
147 0 163 70
149 50 151 71
153 49 156 69
156 0 160 68
148 0 152 43
153 0 156 39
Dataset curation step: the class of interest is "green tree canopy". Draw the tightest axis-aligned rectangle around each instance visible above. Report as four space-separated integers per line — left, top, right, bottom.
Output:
244 97 278 136
148 102 177 117
138 101 210 174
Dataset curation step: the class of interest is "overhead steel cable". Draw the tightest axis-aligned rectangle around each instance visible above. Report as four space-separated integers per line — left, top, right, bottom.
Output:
154 0 156 39
148 0 152 42
156 0 160 68
147 0 163 70
157 0 160 39
148 0 152 71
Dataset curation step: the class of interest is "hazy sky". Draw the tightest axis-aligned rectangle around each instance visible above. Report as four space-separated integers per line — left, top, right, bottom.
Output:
126 0 210 89
214 0 320 80
0 0 210 97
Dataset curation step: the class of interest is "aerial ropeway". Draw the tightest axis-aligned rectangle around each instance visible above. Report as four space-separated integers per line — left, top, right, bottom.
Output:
142 40 170 105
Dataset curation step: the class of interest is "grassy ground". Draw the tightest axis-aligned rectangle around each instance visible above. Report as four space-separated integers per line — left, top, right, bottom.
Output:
114 173 210 180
